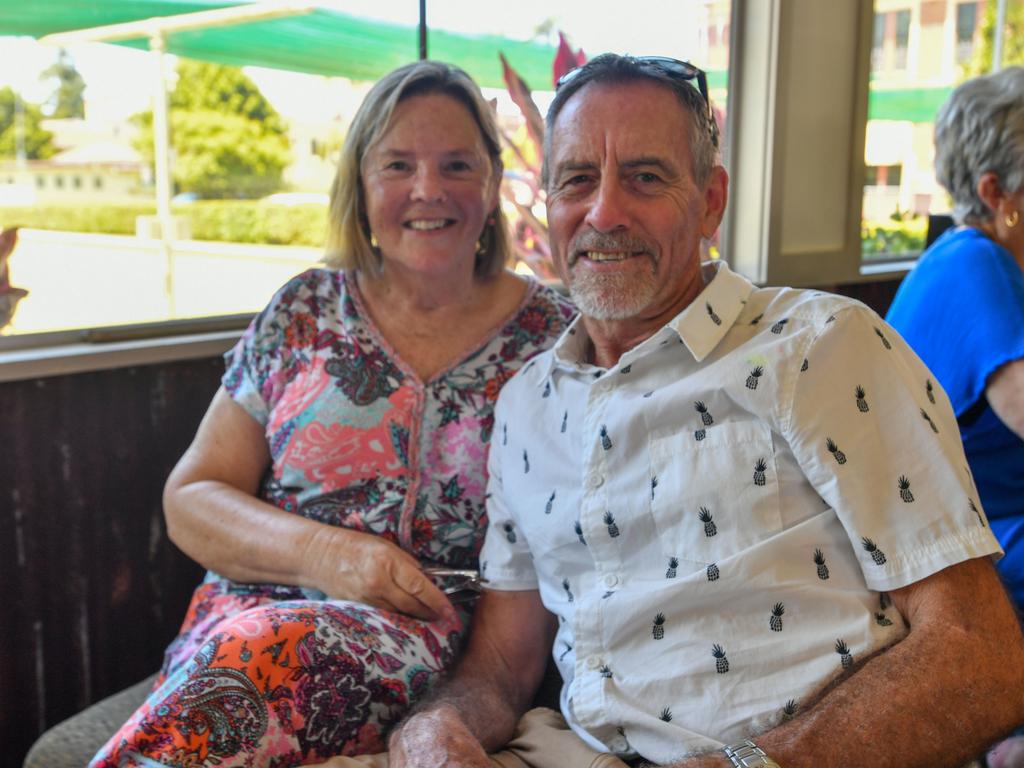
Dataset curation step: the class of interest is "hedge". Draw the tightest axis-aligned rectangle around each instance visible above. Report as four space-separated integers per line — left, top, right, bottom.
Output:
861 218 927 258
0 201 329 247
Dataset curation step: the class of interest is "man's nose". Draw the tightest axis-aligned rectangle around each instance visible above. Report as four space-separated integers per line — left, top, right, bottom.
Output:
411 165 446 202
584 176 630 232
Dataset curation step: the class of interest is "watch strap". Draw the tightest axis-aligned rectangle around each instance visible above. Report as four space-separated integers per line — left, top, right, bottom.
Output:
722 739 782 768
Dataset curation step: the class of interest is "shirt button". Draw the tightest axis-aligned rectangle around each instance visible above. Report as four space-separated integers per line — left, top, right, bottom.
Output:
603 574 619 588
587 473 604 489
586 655 602 670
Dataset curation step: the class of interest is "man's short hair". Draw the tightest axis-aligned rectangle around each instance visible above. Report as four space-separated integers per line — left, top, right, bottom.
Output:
542 53 720 189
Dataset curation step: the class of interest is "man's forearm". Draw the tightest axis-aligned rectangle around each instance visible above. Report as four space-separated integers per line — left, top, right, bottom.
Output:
695 559 1024 768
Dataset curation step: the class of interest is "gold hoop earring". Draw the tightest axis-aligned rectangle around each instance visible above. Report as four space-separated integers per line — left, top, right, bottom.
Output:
1006 210 1020 228
370 233 380 250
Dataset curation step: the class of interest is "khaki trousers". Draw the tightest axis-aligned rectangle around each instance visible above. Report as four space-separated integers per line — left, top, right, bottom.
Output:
308 708 633 768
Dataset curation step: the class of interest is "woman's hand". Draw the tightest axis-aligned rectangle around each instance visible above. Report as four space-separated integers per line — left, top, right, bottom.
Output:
303 525 456 622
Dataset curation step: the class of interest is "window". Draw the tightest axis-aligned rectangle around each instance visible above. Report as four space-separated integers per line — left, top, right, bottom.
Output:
957 2 978 62
1 0 732 346
894 9 912 70
872 13 887 72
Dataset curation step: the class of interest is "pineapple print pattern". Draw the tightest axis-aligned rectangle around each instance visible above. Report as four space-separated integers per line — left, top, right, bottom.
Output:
926 378 936 404
746 366 764 389
713 644 729 673
970 498 985 526
769 602 785 631
898 475 914 503
875 612 893 627
696 403 712 438
813 548 830 580
835 639 853 668
920 408 938 433
707 562 720 581
600 426 612 451
659 707 673 722
542 381 551 398
826 437 847 465
695 400 714 425
562 578 574 603
861 537 887 565
666 557 679 578
699 506 717 537
750 313 764 325
652 613 665 640
604 511 620 538
879 592 892 611
560 411 567 433
855 386 869 412
503 522 516 544
574 520 586 546
502 423 507 445
770 318 789 334
800 358 809 372
600 664 613 678
874 327 892 349
782 700 798 720
706 301 721 325
753 458 767 486
620 364 632 374
523 449 530 474
651 476 658 500
545 490 555 515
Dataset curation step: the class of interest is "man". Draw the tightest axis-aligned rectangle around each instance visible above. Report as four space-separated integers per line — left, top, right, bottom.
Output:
329 54 1024 768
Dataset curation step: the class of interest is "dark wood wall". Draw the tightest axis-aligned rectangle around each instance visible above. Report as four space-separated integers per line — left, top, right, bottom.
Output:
2 356 221 766
0 274 904 768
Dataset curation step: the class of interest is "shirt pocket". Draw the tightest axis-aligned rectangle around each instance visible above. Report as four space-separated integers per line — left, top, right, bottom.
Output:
649 420 782 569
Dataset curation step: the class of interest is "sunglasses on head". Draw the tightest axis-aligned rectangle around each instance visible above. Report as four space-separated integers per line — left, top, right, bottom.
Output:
556 56 712 121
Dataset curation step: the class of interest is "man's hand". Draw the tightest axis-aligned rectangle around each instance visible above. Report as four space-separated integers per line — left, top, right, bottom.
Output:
389 705 491 768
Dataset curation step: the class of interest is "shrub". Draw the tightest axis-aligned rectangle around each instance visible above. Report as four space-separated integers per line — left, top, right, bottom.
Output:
861 218 928 258
0 201 328 247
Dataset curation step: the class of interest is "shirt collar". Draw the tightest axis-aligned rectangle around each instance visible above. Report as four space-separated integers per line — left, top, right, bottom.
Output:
539 260 755 384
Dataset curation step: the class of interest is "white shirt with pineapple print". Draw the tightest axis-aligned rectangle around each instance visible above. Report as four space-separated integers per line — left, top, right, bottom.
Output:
479 260 1002 766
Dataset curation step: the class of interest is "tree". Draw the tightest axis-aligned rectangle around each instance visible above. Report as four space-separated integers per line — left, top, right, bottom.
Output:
40 49 86 119
963 1 1024 78
133 59 291 199
0 87 55 160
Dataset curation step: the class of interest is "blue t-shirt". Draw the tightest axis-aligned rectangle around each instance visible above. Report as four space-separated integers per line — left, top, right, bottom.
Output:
886 226 1024 604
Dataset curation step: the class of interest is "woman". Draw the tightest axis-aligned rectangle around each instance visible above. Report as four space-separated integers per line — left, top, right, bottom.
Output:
884 67 1024 768
89 61 574 767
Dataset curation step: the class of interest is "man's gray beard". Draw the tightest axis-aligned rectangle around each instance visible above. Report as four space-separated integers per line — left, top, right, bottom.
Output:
567 261 660 321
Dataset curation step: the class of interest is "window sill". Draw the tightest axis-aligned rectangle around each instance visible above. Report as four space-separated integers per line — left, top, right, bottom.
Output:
0 329 240 383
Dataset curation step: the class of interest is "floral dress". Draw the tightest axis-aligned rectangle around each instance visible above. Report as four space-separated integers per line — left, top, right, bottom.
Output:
91 268 575 768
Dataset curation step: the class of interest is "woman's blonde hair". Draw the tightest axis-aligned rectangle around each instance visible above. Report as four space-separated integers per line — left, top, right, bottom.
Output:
326 60 510 278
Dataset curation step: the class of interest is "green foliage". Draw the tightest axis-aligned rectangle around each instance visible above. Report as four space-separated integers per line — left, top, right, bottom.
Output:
963 1 1024 77
133 59 291 199
0 202 327 247
861 218 928 258
0 87 55 160
40 49 86 119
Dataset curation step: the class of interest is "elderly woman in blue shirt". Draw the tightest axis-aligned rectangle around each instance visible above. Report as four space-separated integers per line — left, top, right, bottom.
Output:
886 66 1024 768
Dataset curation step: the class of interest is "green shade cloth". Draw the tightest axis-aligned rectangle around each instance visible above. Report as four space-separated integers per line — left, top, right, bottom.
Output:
0 0 560 89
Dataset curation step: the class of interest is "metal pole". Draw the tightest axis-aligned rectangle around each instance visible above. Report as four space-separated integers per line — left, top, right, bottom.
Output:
418 0 427 59
992 0 1007 73
150 31 175 314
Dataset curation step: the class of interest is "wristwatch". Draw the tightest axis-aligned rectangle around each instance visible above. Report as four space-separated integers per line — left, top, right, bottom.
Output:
722 739 782 767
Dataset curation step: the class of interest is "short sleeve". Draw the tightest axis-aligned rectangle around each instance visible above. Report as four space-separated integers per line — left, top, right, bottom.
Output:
784 304 1002 592
479 391 541 591
222 268 332 426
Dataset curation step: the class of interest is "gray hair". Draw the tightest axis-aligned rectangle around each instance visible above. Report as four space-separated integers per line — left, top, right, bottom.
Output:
542 53 719 189
326 60 510 278
934 66 1024 225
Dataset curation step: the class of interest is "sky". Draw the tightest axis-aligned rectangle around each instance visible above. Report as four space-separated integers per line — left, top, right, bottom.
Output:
0 0 714 124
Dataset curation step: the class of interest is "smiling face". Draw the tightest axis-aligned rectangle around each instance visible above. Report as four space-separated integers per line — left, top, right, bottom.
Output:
546 79 727 333
361 92 499 282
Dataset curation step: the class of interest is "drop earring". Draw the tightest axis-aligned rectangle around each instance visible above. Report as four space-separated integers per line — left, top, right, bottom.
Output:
1006 210 1020 228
